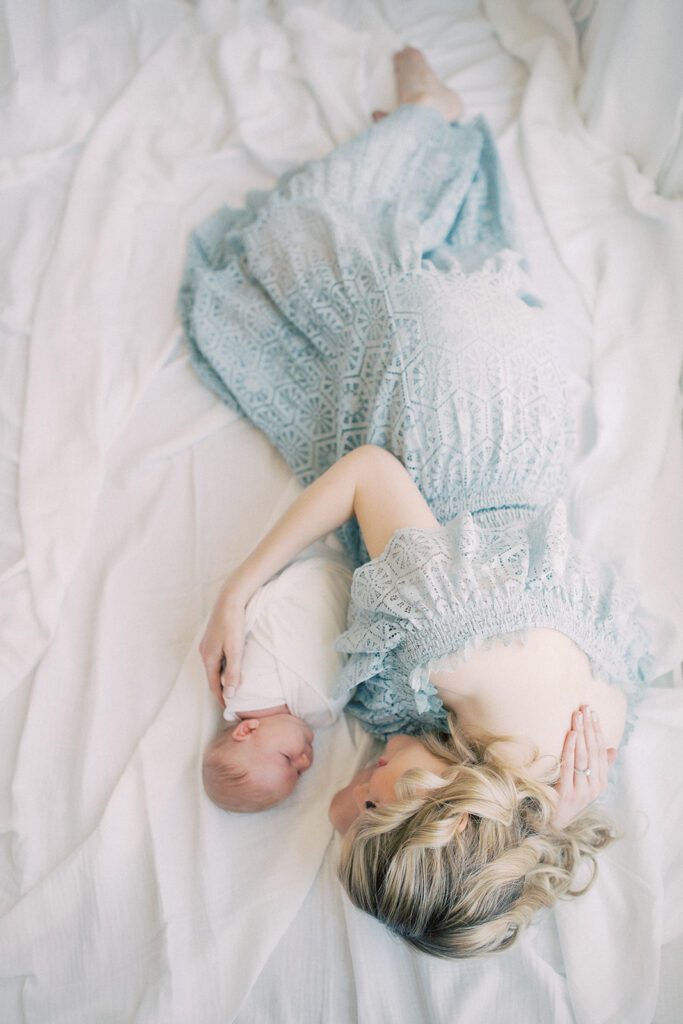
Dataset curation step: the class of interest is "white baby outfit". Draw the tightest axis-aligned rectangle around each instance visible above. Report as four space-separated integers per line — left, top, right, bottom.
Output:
223 550 353 729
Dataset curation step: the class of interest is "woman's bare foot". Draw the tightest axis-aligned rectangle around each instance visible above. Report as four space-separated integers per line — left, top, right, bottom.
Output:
393 46 463 122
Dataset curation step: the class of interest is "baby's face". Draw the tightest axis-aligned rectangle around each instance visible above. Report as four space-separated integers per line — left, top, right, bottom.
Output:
241 713 314 781
204 714 315 811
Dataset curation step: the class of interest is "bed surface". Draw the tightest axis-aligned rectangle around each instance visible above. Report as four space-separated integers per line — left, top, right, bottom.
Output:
1 2 682 1022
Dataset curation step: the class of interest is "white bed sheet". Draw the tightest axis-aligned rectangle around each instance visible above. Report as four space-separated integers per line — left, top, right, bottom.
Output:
1 2 682 1022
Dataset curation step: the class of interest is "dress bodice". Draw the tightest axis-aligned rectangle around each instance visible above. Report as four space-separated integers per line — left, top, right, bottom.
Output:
336 501 652 743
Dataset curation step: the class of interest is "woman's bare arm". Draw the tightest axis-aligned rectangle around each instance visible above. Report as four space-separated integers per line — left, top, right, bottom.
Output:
200 445 438 702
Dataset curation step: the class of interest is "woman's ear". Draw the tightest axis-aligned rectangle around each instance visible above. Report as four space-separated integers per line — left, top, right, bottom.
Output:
232 719 260 741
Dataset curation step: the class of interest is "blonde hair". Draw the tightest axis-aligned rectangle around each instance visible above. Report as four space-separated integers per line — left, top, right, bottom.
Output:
338 716 615 958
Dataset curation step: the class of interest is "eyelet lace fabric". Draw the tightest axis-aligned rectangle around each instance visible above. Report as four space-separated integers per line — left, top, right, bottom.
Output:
179 104 652 742
336 502 653 742
180 108 575 554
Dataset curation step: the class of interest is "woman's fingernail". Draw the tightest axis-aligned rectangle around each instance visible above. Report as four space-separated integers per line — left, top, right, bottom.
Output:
224 685 236 698
576 712 583 723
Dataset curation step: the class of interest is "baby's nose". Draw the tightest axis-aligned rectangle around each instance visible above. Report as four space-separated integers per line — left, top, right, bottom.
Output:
292 752 312 771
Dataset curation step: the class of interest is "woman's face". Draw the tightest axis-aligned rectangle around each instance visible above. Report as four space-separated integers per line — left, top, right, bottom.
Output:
329 734 450 833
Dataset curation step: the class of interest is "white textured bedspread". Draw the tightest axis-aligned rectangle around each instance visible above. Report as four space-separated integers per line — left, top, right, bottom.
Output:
1 2 682 1022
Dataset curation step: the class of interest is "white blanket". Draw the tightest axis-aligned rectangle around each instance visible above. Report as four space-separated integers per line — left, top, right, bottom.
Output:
1 1 682 1022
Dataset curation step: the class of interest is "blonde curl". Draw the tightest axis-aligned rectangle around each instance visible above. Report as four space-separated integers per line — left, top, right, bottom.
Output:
338 715 615 959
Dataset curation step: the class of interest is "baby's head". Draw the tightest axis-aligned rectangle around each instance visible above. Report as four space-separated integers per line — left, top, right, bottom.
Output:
203 714 314 812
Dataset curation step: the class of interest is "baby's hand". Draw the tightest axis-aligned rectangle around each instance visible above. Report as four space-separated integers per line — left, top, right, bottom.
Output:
199 583 247 708
551 705 617 829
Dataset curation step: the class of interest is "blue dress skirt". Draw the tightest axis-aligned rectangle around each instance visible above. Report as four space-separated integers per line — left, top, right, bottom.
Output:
179 106 652 740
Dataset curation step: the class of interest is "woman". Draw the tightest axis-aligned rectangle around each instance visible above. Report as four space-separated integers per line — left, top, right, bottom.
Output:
179 49 651 957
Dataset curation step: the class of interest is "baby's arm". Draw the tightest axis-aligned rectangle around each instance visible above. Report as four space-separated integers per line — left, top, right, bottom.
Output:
200 445 438 703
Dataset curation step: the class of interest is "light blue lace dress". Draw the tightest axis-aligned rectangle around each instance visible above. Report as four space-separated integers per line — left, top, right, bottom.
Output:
179 105 652 741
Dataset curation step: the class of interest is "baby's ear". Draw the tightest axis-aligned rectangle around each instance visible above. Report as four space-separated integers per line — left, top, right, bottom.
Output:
232 719 260 741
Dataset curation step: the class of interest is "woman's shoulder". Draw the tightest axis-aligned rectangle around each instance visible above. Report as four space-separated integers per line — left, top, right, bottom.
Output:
347 502 558 622
431 628 628 753
342 500 652 720
350 499 644 628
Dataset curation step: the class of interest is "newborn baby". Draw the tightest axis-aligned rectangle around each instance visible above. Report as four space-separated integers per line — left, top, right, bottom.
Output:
202 546 352 812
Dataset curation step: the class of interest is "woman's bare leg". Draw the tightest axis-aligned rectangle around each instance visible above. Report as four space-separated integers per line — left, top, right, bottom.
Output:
372 46 463 123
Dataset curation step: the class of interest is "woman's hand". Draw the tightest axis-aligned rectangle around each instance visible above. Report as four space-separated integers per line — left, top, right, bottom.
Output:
199 581 248 707
551 705 617 829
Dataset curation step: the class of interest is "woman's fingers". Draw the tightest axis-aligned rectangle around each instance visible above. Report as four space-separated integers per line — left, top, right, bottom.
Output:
579 705 613 792
573 705 614 798
557 728 576 797
580 705 599 794
574 706 602 797
589 708 608 786
221 654 236 699
573 708 588 773
199 627 227 705
221 651 241 690
199 591 247 708
200 642 225 706
553 706 617 829
582 706 598 763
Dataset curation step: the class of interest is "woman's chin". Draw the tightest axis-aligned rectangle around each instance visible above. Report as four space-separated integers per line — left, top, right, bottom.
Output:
328 801 339 830
328 786 358 833
328 789 345 829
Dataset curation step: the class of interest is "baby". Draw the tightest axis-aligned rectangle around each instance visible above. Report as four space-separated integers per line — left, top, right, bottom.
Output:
202 545 353 812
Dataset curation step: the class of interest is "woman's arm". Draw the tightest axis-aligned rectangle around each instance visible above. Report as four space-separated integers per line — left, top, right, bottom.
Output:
227 445 437 599
200 445 438 702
